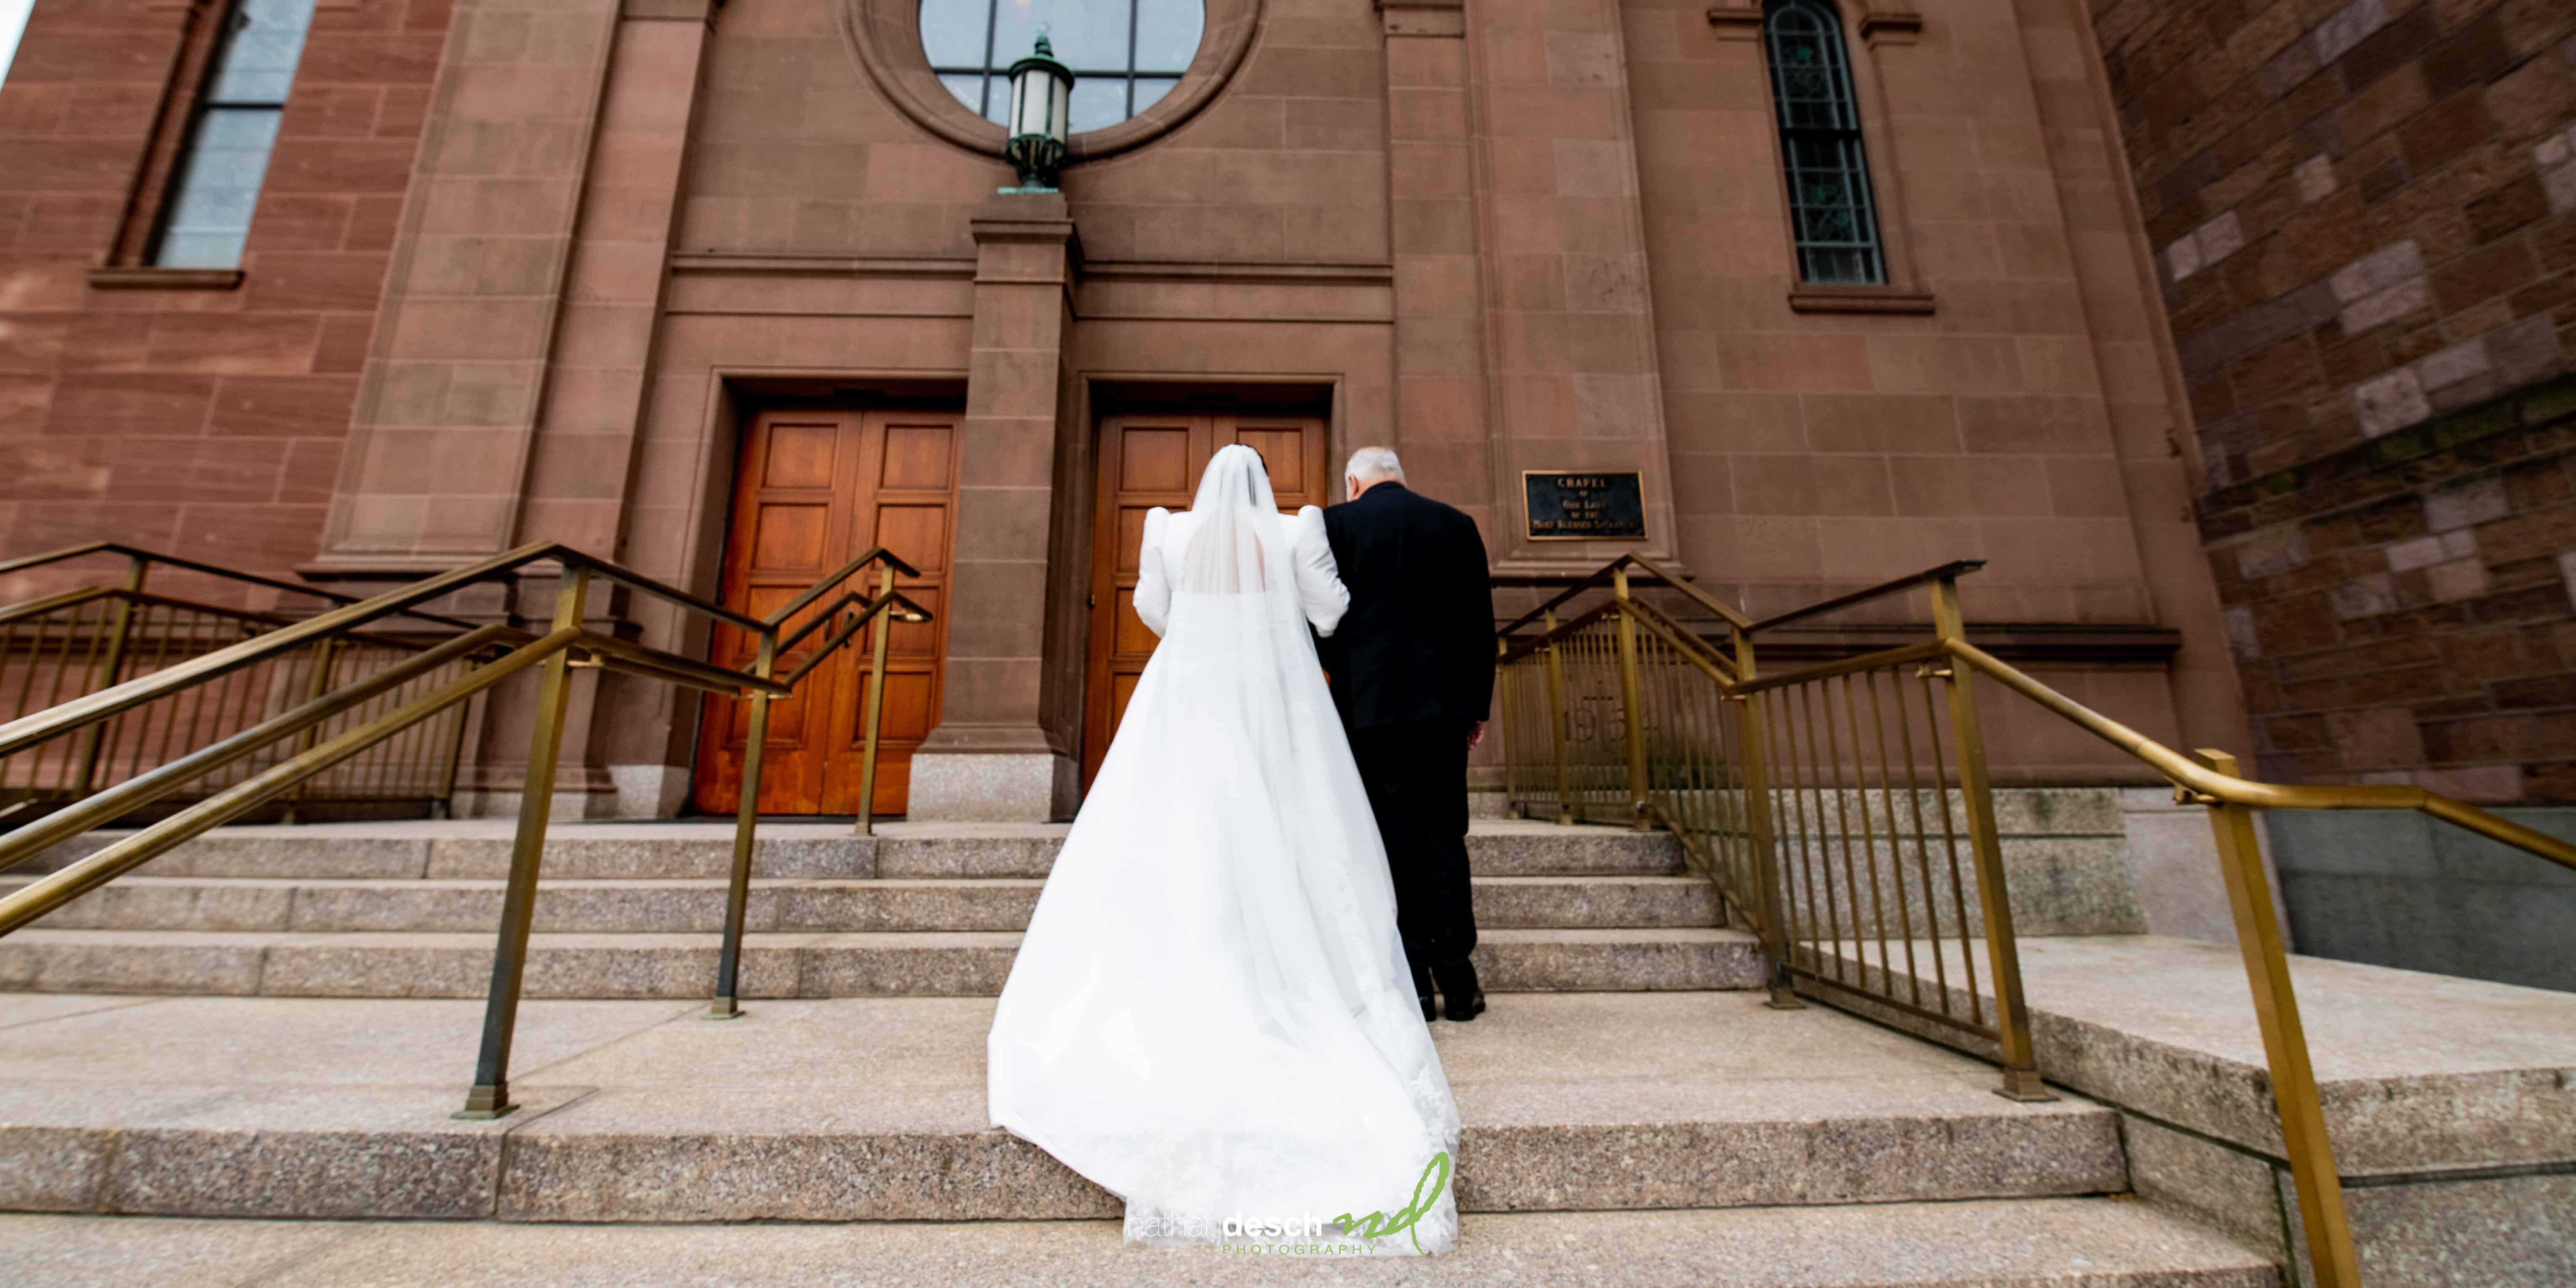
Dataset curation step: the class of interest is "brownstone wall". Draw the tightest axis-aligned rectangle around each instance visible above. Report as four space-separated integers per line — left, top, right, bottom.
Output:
1624 0 2254 768
0 0 448 603
2204 375 2576 798
2092 0 2576 797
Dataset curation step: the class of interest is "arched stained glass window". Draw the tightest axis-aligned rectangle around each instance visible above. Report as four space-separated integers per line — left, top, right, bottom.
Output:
1762 0 1885 285
922 0 1203 134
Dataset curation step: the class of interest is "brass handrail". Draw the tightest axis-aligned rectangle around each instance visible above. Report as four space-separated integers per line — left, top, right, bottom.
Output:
0 540 933 1123
1495 553 1756 637
1497 554 2575 1288
767 545 923 627
0 587 468 648
0 540 354 596
1624 552 1756 632
783 589 934 687
0 541 782 760
1744 558 1986 634
0 624 527 880
0 627 577 935
1949 640 2576 870
0 540 484 630
0 575 489 814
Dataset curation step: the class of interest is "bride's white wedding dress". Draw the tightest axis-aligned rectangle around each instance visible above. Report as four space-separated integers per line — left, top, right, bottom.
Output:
986 445 1461 1255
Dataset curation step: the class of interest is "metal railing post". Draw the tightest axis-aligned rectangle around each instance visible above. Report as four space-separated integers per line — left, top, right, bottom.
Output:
457 566 589 1119
2194 748 2360 1288
709 630 778 1021
1611 568 1650 830
1542 607 1571 824
1734 626 1801 1010
852 563 897 837
432 685 472 820
278 638 341 822
1928 575 2049 1102
1492 636 1515 816
66 556 148 799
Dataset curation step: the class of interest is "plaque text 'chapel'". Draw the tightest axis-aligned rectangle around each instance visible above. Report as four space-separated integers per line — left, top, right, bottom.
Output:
1524 472 1646 540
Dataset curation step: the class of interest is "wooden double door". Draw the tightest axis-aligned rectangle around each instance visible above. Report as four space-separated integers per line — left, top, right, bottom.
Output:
1083 412 1331 784
694 408 957 817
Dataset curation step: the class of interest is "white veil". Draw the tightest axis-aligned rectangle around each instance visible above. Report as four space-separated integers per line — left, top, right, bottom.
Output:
1178 442 1288 599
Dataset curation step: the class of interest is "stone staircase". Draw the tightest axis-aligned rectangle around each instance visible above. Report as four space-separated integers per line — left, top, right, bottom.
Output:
0 816 2296 1286
0 819 1763 998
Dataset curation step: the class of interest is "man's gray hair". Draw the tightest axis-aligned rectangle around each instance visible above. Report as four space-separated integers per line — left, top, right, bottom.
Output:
1345 446 1404 483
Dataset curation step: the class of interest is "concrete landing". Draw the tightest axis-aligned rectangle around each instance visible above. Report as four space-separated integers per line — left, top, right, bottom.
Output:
0 1202 2278 1287
1799 934 2576 1281
0 991 2121 1222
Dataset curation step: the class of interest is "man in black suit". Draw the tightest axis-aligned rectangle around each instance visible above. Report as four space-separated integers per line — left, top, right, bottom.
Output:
1318 446 1497 1022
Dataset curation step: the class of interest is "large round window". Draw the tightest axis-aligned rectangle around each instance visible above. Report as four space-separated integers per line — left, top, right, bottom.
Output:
920 0 1204 133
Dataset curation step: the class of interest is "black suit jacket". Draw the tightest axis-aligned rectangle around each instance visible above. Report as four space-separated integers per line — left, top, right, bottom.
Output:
1319 483 1497 730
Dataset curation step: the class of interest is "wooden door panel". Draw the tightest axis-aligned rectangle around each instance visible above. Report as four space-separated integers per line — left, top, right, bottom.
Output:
696 407 958 818
873 505 949 585
1082 411 1329 785
1109 672 1140 733
1119 426 1193 492
873 669 939 743
1113 507 1149 573
1230 420 1328 506
1113 589 1153 655
749 505 831 570
1231 428 1304 494
760 423 840 485
879 423 954 489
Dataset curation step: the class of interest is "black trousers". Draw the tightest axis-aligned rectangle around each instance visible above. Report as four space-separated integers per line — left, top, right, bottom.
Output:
1346 717 1477 978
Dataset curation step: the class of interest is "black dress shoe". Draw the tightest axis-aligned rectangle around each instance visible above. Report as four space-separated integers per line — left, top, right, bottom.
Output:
1443 984 1485 1022
1432 958 1485 1022
1419 992 1438 1021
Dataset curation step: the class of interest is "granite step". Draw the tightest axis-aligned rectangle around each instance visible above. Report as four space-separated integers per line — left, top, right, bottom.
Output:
0 1202 2284 1288
0 992 2127 1225
0 873 1722 934
8 819 1686 881
0 926 1767 997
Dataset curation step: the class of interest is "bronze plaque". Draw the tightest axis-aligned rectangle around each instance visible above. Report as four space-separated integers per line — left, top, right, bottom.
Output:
1523 471 1646 540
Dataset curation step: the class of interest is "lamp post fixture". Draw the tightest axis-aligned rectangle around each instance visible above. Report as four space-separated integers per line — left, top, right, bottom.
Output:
1002 34 1074 192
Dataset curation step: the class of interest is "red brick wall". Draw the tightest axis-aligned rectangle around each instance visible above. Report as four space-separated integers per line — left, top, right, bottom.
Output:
0 0 447 604
2093 0 2576 798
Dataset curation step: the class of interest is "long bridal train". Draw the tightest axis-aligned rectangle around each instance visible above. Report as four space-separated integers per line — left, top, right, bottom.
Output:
985 444 1461 1254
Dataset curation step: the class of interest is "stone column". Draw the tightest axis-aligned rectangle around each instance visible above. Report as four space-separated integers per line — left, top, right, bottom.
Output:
1468 0 1684 574
905 190 1084 822
1378 0 1497 532
304 0 714 818
524 0 720 819
310 0 623 569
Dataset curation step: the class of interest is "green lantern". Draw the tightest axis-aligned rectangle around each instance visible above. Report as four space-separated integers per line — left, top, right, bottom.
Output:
1002 34 1074 192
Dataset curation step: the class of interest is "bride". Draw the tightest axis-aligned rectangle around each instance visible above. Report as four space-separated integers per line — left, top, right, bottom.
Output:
986 444 1461 1255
